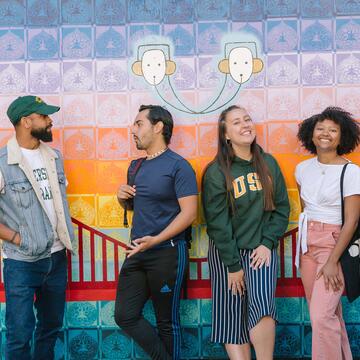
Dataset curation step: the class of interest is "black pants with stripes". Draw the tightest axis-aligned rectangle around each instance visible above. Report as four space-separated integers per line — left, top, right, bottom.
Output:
208 240 277 345
114 241 188 360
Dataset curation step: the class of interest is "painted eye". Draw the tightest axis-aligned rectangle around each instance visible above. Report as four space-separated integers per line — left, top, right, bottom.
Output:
245 61 248 64
158 63 161 66
233 62 237 65
147 64 150 66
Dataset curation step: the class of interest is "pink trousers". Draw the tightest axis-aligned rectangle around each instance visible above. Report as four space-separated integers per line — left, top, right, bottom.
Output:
300 221 353 360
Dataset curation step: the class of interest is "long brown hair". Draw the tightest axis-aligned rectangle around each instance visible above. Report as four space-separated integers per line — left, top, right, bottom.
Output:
203 105 275 212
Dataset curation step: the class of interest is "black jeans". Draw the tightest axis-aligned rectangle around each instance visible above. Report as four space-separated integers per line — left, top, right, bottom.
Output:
115 241 188 360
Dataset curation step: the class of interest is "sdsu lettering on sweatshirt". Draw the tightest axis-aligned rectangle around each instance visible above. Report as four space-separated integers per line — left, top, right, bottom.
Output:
202 148 290 273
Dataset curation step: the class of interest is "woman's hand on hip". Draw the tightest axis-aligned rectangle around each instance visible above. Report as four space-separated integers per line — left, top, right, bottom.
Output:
316 260 343 292
250 245 271 269
228 270 245 296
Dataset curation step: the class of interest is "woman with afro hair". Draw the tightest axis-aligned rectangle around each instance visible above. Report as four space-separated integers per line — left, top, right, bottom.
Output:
295 107 360 360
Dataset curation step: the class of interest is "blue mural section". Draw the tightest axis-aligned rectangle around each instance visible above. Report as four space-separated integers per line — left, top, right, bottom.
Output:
0 298 359 359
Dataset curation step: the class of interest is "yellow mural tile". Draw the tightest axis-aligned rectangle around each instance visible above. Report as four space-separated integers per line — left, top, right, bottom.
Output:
288 189 301 223
68 195 96 227
97 195 123 228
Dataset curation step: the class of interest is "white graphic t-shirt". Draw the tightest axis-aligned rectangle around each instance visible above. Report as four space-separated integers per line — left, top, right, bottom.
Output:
1 148 65 256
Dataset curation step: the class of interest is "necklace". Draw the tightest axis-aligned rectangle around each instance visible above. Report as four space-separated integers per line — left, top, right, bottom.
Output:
316 159 327 175
147 148 167 160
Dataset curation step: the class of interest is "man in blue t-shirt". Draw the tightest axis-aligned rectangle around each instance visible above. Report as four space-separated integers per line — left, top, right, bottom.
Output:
115 105 198 360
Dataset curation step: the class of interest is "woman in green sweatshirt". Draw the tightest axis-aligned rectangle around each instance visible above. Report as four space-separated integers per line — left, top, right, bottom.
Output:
202 105 290 360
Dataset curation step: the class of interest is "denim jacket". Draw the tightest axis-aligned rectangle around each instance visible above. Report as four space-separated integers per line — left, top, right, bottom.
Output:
0 137 74 261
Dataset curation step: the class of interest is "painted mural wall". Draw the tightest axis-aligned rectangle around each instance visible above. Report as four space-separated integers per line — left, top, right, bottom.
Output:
0 0 360 359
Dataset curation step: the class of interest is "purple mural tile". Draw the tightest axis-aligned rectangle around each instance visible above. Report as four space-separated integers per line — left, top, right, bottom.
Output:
162 0 194 24
0 63 26 94
301 0 333 18
27 0 59 26
128 0 161 23
301 19 333 51
198 56 222 89
231 0 264 21
336 86 360 118
336 19 360 50
63 61 93 92
62 27 93 59
61 0 92 25
336 53 360 84
0 0 25 26
336 0 360 15
163 24 195 56
0 30 25 62
301 53 334 85
301 87 334 119
197 22 228 55
95 0 126 25
267 54 299 86
28 62 60 94
266 20 298 52
266 0 298 17
171 57 196 90
128 25 160 55
95 26 126 58
28 28 59 60
95 60 128 92
196 0 229 21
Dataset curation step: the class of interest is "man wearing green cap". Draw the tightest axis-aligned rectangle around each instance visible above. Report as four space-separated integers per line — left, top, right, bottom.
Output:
0 96 75 360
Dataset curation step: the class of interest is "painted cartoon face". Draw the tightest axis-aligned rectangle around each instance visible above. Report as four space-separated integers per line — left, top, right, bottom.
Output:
228 47 254 84
141 49 166 85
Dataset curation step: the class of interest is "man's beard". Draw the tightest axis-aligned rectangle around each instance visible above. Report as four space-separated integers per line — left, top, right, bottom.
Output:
134 137 144 150
31 127 53 142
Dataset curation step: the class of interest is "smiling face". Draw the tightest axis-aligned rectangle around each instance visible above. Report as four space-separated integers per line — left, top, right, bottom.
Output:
224 108 256 147
312 119 341 154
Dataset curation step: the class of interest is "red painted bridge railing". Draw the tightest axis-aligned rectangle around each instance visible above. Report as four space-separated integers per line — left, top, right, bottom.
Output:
0 219 303 301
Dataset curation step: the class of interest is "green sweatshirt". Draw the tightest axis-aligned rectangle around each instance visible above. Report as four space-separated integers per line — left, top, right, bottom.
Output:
202 150 290 273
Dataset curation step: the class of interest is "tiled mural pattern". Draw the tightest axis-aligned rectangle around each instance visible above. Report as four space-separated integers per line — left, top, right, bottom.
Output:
0 0 360 358
0 298 359 359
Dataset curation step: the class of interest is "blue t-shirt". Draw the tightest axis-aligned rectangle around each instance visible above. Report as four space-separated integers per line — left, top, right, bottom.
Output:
130 149 198 245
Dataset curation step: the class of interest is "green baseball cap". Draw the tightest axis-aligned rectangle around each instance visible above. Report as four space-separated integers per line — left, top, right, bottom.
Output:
7 96 60 125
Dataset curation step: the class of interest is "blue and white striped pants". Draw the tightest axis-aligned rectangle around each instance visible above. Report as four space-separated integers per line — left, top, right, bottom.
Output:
208 240 278 344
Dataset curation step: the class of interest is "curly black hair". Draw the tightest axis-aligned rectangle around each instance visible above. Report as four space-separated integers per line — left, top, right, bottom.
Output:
297 107 360 155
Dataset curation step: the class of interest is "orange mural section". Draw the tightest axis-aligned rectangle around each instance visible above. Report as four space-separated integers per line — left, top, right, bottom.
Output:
1 118 359 247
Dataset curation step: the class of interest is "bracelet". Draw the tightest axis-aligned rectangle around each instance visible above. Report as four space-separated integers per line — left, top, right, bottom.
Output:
10 231 18 244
